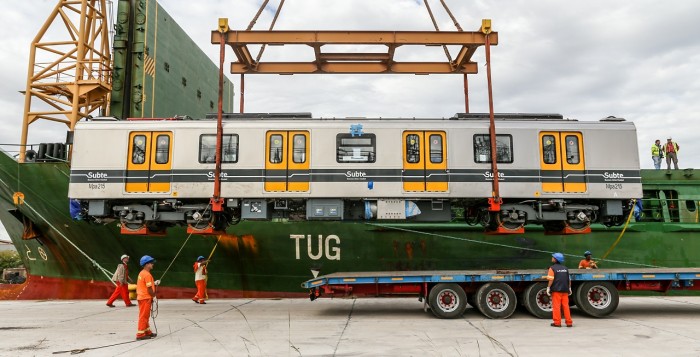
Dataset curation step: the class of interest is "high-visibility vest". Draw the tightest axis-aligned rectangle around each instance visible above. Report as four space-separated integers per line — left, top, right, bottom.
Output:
665 142 679 153
651 144 661 157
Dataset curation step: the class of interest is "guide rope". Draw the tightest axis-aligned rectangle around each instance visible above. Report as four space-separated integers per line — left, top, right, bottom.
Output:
366 218 660 268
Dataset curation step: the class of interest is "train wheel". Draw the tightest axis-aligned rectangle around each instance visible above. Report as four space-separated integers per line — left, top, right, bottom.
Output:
474 283 517 319
495 211 525 231
575 281 619 317
566 220 591 231
428 283 467 319
120 220 145 232
522 282 551 319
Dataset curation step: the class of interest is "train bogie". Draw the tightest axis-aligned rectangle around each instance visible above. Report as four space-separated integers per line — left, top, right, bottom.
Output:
68 113 641 233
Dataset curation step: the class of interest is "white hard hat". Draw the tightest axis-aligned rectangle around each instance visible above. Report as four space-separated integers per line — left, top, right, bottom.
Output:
120 254 129 260
667 137 672 140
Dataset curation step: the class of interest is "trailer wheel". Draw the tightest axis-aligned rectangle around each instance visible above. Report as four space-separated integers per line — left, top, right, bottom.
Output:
522 282 551 319
475 283 517 319
428 283 467 319
575 281 619 317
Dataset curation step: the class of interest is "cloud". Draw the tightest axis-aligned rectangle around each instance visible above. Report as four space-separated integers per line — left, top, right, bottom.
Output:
1 0 699 169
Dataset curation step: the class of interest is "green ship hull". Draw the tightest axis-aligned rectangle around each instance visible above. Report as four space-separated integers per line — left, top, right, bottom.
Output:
1 151 700 299
2 1 700 299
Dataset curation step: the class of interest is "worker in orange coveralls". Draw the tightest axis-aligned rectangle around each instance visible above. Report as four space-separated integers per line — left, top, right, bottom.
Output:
546 252 573 328
192 256 208 304
106 254 133 307
136 255 159 340
578 251 598 269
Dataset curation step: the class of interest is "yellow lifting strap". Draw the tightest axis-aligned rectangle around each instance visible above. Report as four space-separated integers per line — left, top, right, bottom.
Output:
204 235 221 300
601 199 636 260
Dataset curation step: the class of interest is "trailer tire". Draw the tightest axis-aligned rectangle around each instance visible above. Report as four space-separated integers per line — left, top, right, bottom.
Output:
575 281 619 317
475 283 517 319
428 283 467 319
522 282 552 319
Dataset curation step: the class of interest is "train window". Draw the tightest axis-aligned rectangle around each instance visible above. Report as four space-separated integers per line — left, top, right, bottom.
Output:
406 134 420 163
269 134 284 163
198 134 239 164
292 134 306 163
131 135 147 164
155 135 170 164
429 134 443 163
565 135 580 164
542 135 557 164
473 134 513 163
336 133 376 163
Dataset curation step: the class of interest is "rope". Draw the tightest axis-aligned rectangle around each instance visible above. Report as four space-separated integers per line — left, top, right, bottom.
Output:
204 236 221 299
600 199 636 261
366 220 661 268
22 201 115 281
157 202 212 282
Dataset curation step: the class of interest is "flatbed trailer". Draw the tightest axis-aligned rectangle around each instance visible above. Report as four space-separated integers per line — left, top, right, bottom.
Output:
302 268 700 319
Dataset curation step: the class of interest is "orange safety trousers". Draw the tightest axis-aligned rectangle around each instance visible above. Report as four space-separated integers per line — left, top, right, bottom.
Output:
136 298 153 337
194 279 207 303
107 282 132 306
551 291 573 326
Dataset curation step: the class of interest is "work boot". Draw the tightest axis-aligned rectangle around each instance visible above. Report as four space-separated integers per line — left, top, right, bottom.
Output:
136 335 152 341
550 323 561 327
106 303 115 308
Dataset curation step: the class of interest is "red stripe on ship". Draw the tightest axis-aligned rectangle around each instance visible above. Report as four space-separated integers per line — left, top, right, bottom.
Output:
0 274 306 300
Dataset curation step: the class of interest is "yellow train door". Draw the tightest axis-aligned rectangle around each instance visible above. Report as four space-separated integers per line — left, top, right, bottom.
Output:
125 131 173 193
402 131 447 192
539 132 586 193
265 131 310 192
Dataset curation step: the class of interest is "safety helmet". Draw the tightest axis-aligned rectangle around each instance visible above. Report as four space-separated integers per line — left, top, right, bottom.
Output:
197 256 205 261
667 137 673 140
120 254 129 260
584 251 592 256
552 252 565 263
140 255 155 267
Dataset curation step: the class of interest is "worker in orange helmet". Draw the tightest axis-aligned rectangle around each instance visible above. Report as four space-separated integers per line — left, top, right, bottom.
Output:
192 256 208 304
578 251 598 269
546 252 573 328
135 255 160 340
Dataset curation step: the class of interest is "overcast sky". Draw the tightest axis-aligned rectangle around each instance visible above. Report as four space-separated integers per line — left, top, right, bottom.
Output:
1 0 699 170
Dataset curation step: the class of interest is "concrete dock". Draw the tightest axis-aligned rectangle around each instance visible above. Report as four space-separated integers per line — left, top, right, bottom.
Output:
1 296 699 356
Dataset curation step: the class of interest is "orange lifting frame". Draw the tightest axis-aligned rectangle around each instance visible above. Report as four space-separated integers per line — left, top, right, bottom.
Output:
210 29 497 75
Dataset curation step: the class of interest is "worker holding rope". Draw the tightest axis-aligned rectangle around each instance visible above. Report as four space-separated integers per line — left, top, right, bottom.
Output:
192 256 209 304
136 255 159 340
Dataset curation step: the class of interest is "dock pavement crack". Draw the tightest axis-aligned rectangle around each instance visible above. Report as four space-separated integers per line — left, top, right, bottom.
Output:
333 298 356 356
466 321 516 357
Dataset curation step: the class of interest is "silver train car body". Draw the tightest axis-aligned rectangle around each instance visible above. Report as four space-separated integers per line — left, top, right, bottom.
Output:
68 113 641 232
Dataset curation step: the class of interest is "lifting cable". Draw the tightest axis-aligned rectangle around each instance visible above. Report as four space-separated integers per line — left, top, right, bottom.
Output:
423 0 453 65
252 0 286 66
366 218 661 268
439 0 463 31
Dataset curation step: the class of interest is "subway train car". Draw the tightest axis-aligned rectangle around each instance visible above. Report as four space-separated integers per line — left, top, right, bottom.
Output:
68 113 641 233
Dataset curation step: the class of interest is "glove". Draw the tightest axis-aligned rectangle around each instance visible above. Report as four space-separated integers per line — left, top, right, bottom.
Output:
154 280 161 286
569 288 573 296
546 287 551 296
